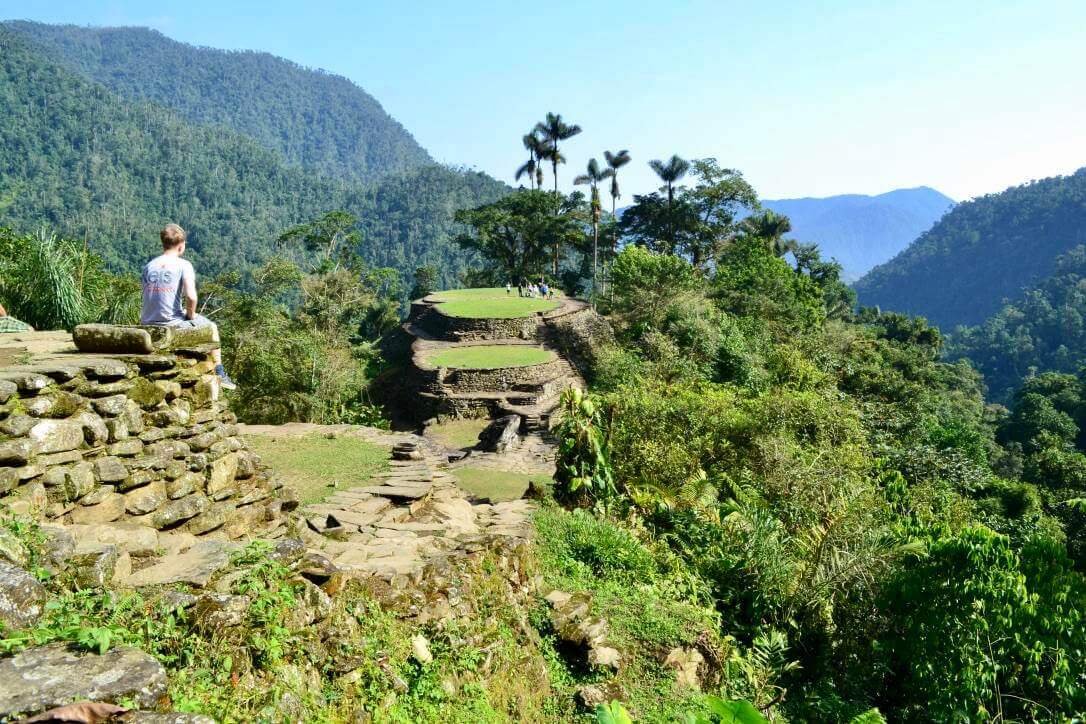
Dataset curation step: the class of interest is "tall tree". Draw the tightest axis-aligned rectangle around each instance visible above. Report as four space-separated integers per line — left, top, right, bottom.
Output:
535 112 582 195
515 132 547 189
648 154 690 246
574 158 615 296
742 209 795 257
604 149 632 261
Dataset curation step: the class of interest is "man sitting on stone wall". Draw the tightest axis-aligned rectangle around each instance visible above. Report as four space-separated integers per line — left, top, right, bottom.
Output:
141 223 237 390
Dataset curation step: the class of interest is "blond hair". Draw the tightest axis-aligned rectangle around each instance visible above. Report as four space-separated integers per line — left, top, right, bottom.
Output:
160 223 186 249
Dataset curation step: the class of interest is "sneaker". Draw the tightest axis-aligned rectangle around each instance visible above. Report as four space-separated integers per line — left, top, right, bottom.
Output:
215 364 238 391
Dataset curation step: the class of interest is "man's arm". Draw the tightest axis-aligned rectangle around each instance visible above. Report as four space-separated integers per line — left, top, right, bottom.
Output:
183 264 198 319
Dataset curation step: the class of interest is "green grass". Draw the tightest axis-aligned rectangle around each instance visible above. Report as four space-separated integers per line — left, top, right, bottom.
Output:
454 466 549 502
431 287 561 318
428 417 492 449
428 345 556 369
243 433 388 504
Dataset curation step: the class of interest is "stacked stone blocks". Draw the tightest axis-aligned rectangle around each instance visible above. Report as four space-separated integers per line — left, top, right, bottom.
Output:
0 325 295 538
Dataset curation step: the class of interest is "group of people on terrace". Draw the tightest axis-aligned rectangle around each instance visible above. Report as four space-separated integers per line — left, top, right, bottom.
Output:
507 279 557 299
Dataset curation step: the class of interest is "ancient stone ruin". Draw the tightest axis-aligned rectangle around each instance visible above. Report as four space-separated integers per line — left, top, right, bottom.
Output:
381 293 613 432
0 325 294 538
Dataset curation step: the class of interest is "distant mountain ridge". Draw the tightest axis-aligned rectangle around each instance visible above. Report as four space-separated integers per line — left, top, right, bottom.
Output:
761 186 954 281
0 25 507 290
855 168 1086 330
2 20 432 184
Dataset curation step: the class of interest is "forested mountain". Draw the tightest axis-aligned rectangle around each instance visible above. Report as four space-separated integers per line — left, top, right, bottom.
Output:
760 187 953 280
0 26 507 289
948 245 1086 403
855 168 1086 329
3 20 431 183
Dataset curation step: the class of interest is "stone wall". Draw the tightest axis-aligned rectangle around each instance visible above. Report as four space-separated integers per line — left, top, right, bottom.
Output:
408 299 541 342
0 327 295 538
543 304 615 380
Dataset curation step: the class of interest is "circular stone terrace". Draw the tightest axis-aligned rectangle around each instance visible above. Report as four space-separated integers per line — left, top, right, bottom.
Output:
425 344 556 370
427 287 561 319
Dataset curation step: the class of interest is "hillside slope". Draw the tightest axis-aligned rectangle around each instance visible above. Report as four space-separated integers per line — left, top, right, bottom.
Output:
0 27 506 288
948 244 1086 402
762 186 953 280
855 169 1086 329
3 20 431 184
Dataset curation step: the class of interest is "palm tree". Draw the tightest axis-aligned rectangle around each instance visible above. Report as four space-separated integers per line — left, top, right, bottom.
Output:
648 154 690 248
535 113 582 194
515 132 547 189
574 158 615 296
743 209 795 256
603 149 631 253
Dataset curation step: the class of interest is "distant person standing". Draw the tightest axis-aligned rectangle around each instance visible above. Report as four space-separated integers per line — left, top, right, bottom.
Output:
505 282 512 295
141 224 237 390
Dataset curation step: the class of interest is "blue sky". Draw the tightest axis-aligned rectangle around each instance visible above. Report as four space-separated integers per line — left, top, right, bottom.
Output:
4 0 1084 202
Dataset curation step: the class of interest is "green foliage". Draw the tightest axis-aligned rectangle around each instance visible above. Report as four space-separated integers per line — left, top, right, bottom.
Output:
596 700 634 724
554 388 616 506
856 166 1086 329
207 256 393 425
0 227 138 330
872 528 1086 720
950 244 1086 402
454 190 587 283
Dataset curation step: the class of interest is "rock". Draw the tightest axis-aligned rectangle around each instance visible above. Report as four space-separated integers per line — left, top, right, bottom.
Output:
109 439 144 457
0 371 51 393
125 539 233 587
163 459 187 480
95 456 130 483
73 323 155 353
127 377 167 409
61 462 98 502
477 414 522 452
154 380 182 401
0 438 33 465
106 416 129 442
0 466 17 494
0 560 48 630
1 414 36 439
166 471 201 500
71 544 119 588
0 527 28 567
125 480 168 516
152 493 209 529
68 523 158 557
287 579 332 629
93 394 129 417
0 644 167 718
269 537 306 565
0 379 15 403
37 449 85 468
185 502 230 535
411 634 433 664
235 451 259 479
194 593 250 629
28 419 85 454
69 493 126 524
123 400 145 434
39 525 75 572
120 469 158 493
78 484 114 508
71 411 108 446
158 589 198 612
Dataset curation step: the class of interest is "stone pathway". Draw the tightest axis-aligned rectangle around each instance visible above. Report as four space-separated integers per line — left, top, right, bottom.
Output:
240 427 539 585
